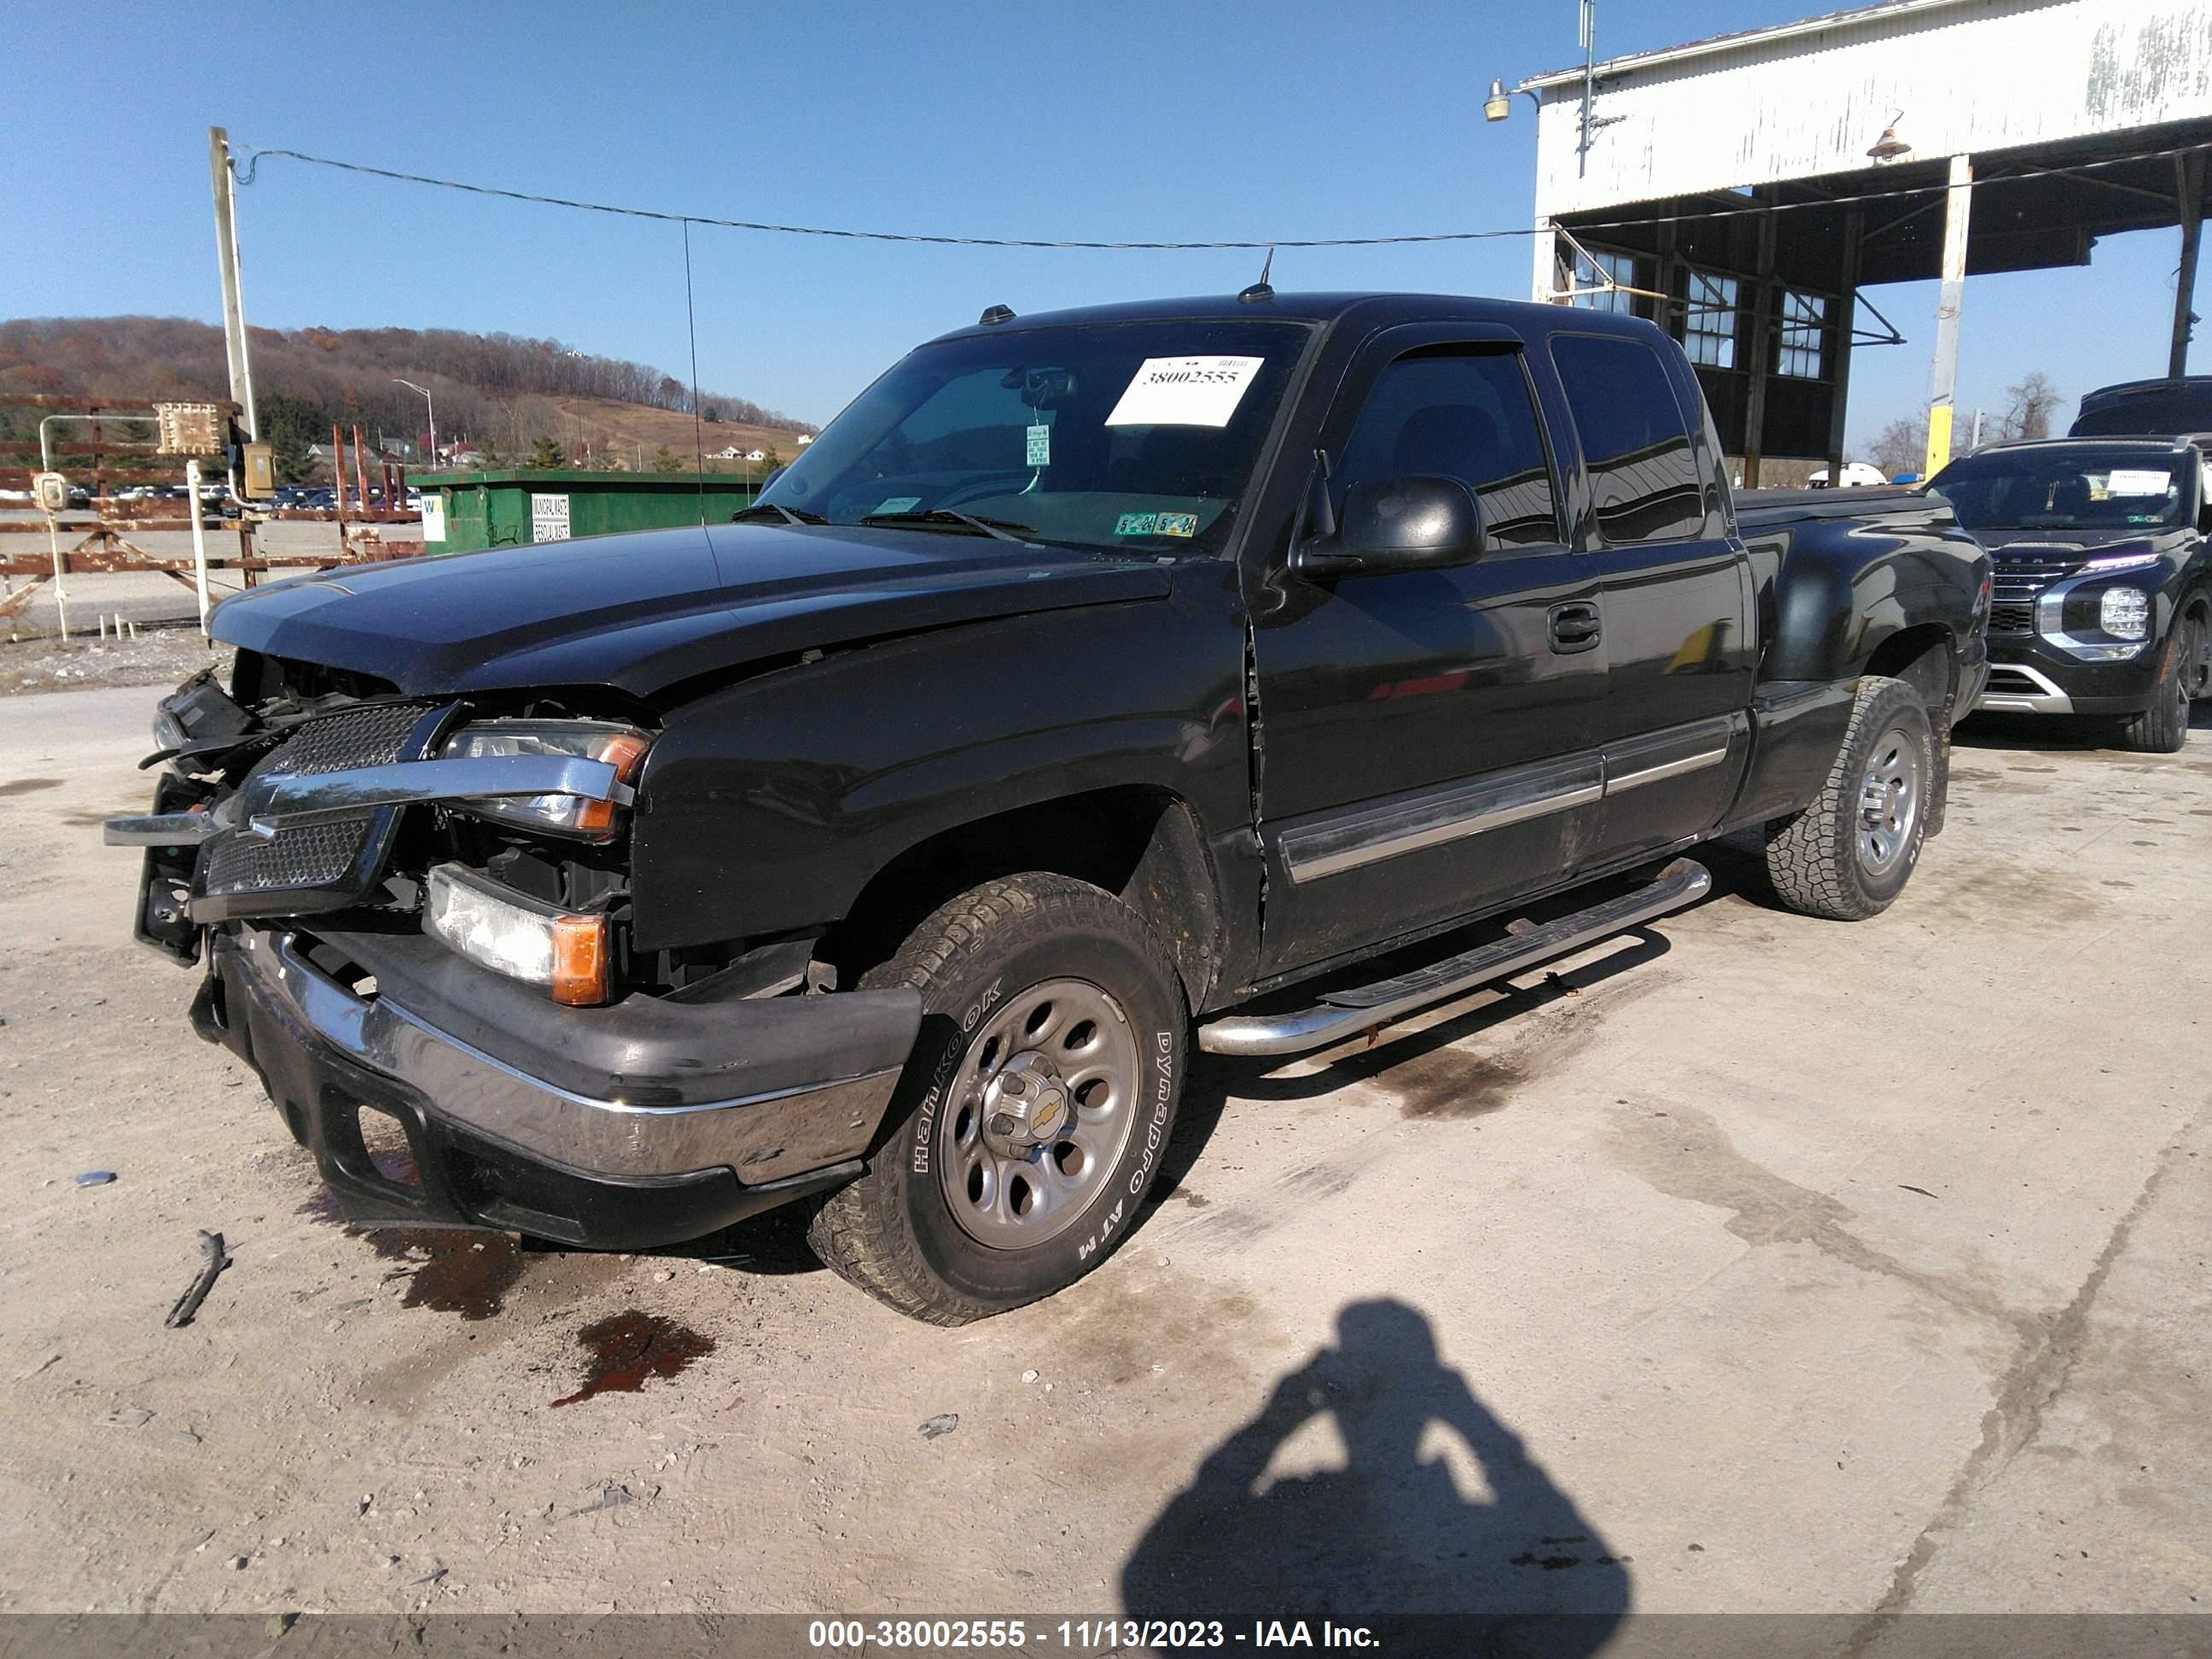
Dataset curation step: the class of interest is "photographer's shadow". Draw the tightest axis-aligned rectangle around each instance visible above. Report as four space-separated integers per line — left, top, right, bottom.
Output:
1121 1300 1629 1639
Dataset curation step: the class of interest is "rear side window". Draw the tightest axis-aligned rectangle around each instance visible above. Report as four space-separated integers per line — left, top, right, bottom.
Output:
1332 348 1561 548
1550 334 1707 544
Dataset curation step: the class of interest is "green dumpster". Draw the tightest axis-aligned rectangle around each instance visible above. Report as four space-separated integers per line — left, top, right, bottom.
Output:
412 470 761 554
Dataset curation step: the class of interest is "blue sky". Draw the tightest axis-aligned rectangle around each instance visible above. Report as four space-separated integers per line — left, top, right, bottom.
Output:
5 0 2203 452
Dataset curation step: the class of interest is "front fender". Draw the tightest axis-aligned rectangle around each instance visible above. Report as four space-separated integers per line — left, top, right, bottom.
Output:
627 575 1250 952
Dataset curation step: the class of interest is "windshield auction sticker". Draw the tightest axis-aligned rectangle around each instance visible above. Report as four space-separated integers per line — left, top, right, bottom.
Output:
2104 469 2171 497
1106 357 1264 428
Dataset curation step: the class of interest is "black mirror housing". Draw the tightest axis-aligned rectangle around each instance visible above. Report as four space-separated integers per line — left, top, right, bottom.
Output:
1295 475 1484 578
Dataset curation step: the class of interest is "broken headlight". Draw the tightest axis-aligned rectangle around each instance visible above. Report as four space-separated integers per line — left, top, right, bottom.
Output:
438 719 651 841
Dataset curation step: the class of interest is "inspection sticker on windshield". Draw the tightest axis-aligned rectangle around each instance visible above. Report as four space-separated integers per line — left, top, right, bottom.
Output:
1115 512 1160 537
1156 512 1199 538
2105 469 2170 497
1027 424 1051 467
1105 356 1264 428
874 495 923 515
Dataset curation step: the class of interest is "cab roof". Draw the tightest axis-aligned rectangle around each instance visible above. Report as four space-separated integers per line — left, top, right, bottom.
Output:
926 290 1661 345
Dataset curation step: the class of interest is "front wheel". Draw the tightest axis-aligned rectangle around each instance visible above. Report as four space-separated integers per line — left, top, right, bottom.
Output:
1764 675 1935 921
2116 617 2198 753
806 873 1187 1324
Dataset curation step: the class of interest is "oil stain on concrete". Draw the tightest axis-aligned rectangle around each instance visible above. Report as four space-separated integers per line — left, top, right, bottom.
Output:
550 1310 716 1407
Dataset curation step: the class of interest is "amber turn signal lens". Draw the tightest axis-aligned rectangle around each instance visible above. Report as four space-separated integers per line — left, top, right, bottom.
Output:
550 912 611 1007
573 729 653 838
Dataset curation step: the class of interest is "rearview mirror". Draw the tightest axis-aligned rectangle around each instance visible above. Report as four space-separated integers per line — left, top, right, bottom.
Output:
1293 475 1484 579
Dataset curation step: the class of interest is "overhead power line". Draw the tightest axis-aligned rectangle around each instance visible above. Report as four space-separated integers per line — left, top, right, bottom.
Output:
234 140 2212 252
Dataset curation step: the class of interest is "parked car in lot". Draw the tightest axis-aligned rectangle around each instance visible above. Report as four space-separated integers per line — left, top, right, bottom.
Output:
107 292 1988 1322
1930 437 2212 750
2069 375 2212 438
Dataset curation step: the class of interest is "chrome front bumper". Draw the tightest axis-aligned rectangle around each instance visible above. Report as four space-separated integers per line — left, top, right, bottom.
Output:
219 925 917 1185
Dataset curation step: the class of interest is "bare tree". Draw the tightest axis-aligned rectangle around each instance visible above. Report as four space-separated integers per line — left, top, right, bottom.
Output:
1999 371 2064 441
1866 415 1930 480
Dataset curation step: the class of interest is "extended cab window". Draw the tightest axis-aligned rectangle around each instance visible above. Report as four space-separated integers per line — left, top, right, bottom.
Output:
1551 334 1707 544
1333 348 1561 549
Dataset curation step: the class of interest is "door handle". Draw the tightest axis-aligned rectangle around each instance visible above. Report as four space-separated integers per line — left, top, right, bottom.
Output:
1549 601 1602 654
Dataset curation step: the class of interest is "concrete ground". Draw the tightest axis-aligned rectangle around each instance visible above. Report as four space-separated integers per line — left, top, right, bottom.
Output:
0 685 2204 1622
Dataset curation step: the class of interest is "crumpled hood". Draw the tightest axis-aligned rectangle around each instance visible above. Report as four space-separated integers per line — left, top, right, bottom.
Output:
211 523 1172 698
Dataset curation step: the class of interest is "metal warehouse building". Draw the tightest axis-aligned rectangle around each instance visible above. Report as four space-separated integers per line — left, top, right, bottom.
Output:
1511 0 2212 480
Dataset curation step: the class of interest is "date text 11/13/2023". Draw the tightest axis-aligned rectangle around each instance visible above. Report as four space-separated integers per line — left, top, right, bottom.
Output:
806 1621 1379 1649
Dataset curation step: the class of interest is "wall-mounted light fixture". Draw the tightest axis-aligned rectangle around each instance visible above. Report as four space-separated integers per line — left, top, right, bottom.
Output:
1866 113 1912 163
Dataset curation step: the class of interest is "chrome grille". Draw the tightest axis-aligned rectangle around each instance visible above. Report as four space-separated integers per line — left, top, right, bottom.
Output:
1989 547 2085 606
200 701 434 898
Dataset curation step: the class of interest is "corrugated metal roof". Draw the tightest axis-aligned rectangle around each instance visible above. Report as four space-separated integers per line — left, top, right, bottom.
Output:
1522 0 1982 89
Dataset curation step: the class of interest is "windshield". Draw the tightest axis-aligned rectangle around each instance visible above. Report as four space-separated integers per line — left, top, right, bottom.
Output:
758 318 1313 554
1929 448 2194 532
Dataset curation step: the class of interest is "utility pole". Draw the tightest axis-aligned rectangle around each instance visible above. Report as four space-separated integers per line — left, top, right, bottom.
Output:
208 127 259 440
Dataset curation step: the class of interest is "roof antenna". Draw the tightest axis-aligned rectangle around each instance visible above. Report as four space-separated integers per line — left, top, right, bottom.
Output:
1238 247 1276 305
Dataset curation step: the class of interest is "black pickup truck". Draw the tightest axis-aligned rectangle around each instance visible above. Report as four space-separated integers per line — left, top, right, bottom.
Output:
108 293 1989 1323
1932 436 2212 749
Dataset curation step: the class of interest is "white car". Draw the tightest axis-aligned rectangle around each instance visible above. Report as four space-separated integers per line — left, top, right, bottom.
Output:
1808 462 1890 488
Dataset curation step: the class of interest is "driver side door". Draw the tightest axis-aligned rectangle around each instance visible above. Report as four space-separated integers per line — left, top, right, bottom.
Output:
1248 327 1607 975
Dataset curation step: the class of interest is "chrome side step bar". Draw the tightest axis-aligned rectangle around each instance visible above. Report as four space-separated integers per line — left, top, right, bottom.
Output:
1197 858 1712 1058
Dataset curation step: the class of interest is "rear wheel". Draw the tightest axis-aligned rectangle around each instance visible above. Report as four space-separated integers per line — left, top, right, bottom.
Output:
806 873 1186 1324
2116 617 2196 754
1764 675 1934 921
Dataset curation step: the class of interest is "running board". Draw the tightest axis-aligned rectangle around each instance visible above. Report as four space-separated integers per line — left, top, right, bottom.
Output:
1197 858 1712 1058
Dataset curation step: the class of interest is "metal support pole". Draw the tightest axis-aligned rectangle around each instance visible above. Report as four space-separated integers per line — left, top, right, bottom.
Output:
186 458 212 636
1924 154 1974 480
352 425 370 514
1531 216 1561 302
208 128 258 440
2171 151 2205 380
1740 205 1779 488
1826 207 1864 486
45 512 67 641
1577 0 1596 177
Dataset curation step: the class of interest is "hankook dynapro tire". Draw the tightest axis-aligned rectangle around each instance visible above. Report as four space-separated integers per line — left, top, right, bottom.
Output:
806 873 1187 1324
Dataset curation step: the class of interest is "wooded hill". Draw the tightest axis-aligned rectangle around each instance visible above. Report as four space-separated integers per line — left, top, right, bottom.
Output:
0 317 816 471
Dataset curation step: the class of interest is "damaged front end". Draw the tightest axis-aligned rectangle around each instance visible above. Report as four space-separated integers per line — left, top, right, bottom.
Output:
108 656 645 1004
103 651 921 1249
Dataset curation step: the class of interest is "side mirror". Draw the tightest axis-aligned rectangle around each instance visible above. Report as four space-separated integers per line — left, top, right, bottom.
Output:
1294 475 1484 579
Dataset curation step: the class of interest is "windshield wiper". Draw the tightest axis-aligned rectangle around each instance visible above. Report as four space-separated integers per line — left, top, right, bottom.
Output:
731 503 827 526
858 509 1036 543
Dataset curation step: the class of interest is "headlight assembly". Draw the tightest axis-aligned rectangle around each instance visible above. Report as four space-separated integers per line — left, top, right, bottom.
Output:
438 719 651 840
2098 585 2151 642
424 863 609 1005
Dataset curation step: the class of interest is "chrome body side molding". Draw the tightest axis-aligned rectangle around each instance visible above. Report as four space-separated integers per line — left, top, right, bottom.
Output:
1280 755 1604 883
1277 716 1738 884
